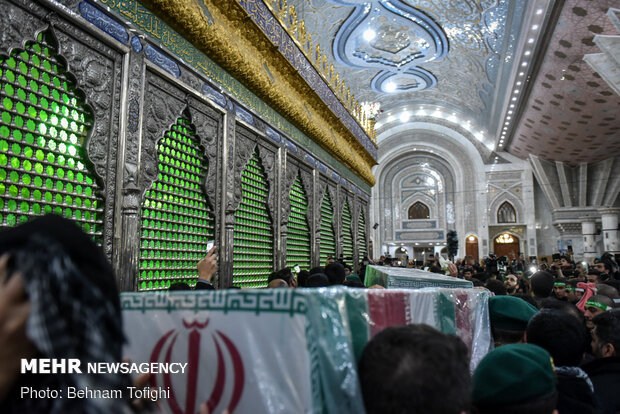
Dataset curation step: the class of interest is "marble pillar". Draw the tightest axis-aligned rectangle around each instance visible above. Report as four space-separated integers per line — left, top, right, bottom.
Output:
599 208 619 254
580 218 598 261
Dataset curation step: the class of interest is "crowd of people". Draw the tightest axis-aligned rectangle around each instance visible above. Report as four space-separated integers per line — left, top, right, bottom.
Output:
1 214 619 413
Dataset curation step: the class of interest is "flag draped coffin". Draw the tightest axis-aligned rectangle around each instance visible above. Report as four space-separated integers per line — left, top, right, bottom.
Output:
364 265 474 289
340 287 492 369
122 289 364 414
122 287 491 414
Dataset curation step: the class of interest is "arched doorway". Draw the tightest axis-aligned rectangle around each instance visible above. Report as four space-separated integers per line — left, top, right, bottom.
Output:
394 246 408 266
466 235 479 262
493 233 520 260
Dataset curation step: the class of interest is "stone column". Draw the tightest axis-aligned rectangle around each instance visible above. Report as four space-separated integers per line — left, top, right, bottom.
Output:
580 218 598 261
599 208 619 254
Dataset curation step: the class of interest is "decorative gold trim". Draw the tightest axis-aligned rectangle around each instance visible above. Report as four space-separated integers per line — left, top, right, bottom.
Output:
263 0 375 141
139 0 376 185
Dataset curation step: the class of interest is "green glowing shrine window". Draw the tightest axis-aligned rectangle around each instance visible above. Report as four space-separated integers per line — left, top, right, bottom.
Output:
342 199 353 262
358 209 368 260
286 173 310 271
138 116 215 291
319 188 335 266
0 30 103 240
233 149 273 288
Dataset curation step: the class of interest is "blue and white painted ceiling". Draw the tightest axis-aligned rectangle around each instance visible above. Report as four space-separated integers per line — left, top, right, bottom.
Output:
331 0 449 93
287 0 552 154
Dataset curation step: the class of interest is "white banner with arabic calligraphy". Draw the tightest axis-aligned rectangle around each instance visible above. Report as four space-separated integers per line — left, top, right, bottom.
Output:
122 290 315 414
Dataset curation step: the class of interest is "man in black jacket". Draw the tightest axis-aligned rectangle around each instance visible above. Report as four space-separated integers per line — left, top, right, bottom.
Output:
582 310 620 414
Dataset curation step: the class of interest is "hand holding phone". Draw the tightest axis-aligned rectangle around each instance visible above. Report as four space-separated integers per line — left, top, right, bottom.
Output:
198 242 217 282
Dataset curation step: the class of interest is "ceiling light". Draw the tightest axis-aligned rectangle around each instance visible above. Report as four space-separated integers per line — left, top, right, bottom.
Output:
506 116 511 120
510 104 515 108
519 72 524 76
521 61 528 67
525 50 531 56
532 24 539 30
516 81 522 86
528 38 534 44
514 89 519 94
363 28 376 41
511 97 517 101
400 112 410 122
536 9 543 15
384 82 396 92
508 110 513 114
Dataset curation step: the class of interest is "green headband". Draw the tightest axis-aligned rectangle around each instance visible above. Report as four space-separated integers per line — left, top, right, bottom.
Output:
585 300 611 312
554 282 566 287
565 286 575 292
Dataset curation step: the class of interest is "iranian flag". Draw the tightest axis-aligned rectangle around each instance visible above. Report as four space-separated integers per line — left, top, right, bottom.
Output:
122 288 491 414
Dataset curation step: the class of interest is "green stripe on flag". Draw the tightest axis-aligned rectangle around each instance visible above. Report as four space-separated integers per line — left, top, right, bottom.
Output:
344 289 371 363
437 290 457 335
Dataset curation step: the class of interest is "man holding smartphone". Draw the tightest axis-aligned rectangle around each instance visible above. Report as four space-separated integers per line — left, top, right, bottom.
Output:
195 244 218 290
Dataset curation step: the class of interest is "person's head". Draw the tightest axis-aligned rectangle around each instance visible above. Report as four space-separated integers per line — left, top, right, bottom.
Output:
590 310 620 358
526 309 586 366
594 261 611 275
343 264 352 276
268 267 296 287
505 274 518 291
530 271 554 298
566 279 583 303
512 293 538 308
586 269 602 283
344 274 364 287
358 324 470 414
538 298 583 323
472 343 557 414
584 295 614 330
463 269 473 280
309 266 324 276
553 278 568 300
169 282 191 291
488 296 538 346
267 278 289 288
485 278 507 295
296 270 310 287
305 273 329 287
596 283 620 302
324 262 346 285
0 215 126 412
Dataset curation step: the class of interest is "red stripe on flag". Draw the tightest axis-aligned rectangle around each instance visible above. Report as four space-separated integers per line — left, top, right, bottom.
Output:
367 291 410 338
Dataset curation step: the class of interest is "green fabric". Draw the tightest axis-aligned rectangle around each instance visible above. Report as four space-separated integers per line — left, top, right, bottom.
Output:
303 288 366 414
488 295 538 331
585 299 611 311
363 266 384 287
345 274 362 284
363 265 473 289
437 290 457 335
343 289 370 362
472 343 555 406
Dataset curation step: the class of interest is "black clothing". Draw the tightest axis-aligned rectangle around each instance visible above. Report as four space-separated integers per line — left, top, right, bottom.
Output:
555 366 602 414
582 357 620 414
